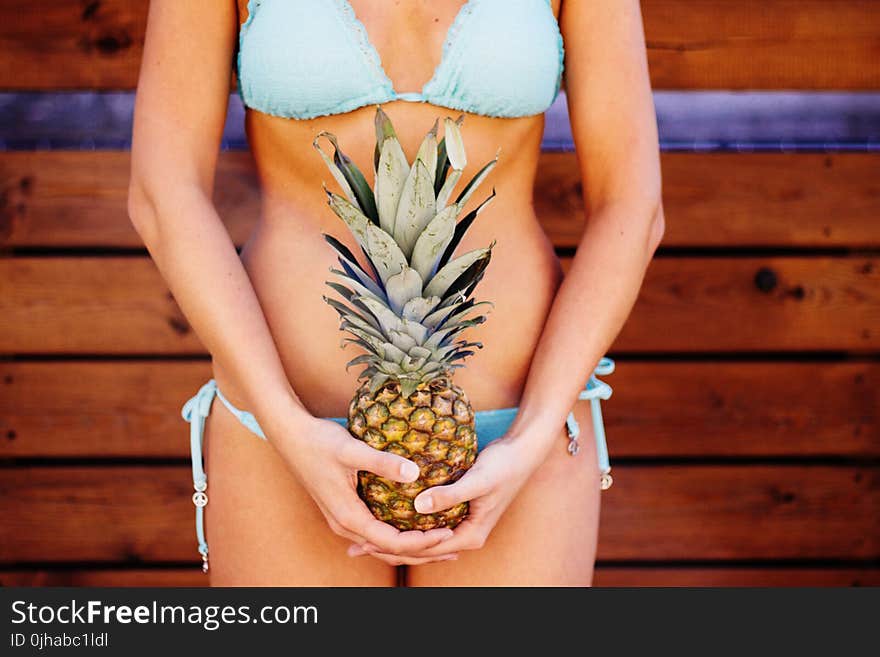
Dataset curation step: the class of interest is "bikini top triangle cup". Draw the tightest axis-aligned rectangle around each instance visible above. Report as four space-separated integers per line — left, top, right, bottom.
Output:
237 0 565 120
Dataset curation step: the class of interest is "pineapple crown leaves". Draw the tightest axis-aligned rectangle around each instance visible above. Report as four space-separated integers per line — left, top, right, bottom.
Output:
316 106 498 395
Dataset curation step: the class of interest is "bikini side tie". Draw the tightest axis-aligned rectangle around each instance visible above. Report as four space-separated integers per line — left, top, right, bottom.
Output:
565 357 615 490
182 379 271 574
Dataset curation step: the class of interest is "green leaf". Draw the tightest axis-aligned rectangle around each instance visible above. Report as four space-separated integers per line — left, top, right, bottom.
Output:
434 137 450 196
388 329 418 352
401 296 440 323
345 354 376 371
440 250 492 303
436 188 496 271
399 319 428 345
456 149 499 209
343 325 388 355
313 131 378 223
399 378 419 398
322 295 382 332
356 295 404 335
326 189 371 248
414 119 439 188
374 137 410 235
423 246 492 298
374 106 406 172
423 321 477 350
328 268 386 305
385 266 424 315
443 116 467 170
393 159 436 258
422 300 465 329
409 203 458 282
436 169 462 211
364 224 408 284
312 132 358 207
408 345 432 360
379 341 407 365
340 316 384 342
369 372 391 394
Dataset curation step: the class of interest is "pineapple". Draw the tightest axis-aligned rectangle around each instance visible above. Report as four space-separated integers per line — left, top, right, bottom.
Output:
313 106 499 530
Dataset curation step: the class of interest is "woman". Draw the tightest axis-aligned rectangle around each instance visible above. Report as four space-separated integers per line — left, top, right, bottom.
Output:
128 0 663 586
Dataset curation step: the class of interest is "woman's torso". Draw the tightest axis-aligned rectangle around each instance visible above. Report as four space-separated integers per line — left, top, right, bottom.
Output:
216 0 565 417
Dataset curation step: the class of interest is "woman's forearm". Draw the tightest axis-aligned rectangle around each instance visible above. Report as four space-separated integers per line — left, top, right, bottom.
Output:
507 198 664 449
128 184 313 438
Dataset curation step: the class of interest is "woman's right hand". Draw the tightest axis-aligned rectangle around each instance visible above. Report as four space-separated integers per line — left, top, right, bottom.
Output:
272 414 459 565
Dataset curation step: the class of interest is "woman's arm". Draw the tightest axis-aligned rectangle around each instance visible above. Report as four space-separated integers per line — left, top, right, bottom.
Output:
505 0 665 446
129 0 455 559
128 0 300 430
369 0 664 556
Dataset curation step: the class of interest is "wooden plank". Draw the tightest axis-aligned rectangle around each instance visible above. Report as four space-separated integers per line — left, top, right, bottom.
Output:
593 567 880 587
0 258 205 354
0 465 876 562
2 567 877 587
0 361 212 458
0 151 259 248
642 0 880 89
0 569 208 587
2 256 877 354
600 465 880 561
1 1 878 90
602 361 880 457
0 0 148 90
1 361 876 458
535 152 880 249
608 256 880 352
3 152 879 248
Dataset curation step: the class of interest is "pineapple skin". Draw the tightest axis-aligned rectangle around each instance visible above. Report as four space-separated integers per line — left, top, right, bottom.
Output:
348 376 477 530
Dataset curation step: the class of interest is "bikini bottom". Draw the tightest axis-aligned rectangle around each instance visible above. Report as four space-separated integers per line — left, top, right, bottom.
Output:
181 357 615 572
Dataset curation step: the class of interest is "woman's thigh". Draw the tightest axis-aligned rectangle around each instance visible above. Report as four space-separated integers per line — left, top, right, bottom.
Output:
407 400 602 586
203 396 396 587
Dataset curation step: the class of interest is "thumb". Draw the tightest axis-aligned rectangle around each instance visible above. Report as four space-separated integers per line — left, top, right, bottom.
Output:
341 439 420 483
414 471 488 514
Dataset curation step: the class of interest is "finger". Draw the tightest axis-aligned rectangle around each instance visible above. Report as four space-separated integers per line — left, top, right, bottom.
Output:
347 506 454 555
363 551 459 566
347 542 379 557
321 508 374 547
414 470 490 514
340 439 419 483
408 519 489 557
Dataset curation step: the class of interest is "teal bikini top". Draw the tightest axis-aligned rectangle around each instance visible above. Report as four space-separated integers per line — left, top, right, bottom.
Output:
237 0 565 119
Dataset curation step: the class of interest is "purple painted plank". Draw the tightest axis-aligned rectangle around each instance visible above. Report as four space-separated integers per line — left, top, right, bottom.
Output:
0 91 878 151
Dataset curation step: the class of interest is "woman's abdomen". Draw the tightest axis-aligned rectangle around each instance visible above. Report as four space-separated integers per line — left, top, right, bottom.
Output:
215 188 563 418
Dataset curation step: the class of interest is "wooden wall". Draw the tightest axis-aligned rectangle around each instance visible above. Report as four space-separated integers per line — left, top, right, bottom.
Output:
1 1 878 587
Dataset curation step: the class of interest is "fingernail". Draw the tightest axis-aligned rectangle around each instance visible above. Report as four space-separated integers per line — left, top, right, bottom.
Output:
441 554 458 561
441 529 454 540
400 461 420 481
415 493 433 513
347 544 366 557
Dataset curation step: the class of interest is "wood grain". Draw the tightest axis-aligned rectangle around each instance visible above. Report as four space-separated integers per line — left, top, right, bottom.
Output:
535 152 880 248
2 256 877 354
1 1 878 89
1 361 876 458
0 0 149 90
0 257 205 354
607 256 880 353
641 0 880 89
3 152 879 248
0 465 876 563
592 567 880 587
0 151 259 247
2 567 877 587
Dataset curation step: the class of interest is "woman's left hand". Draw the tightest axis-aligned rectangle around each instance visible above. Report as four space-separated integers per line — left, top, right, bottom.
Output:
347 434 546 564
